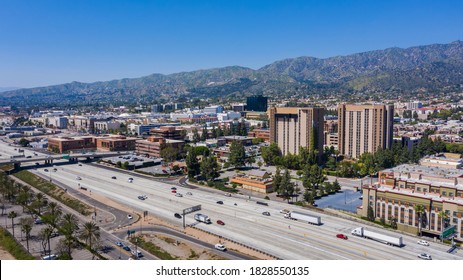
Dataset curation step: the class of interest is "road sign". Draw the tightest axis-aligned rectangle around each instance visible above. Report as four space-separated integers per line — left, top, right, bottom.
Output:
441 225 456 239
183 205 201 215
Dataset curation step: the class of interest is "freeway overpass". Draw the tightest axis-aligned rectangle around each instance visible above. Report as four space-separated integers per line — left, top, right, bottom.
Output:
0 151 131 169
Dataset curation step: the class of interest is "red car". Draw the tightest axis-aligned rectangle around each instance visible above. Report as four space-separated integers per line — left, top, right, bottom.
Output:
336 234 348 240
171 190 177 193
217 220 225 226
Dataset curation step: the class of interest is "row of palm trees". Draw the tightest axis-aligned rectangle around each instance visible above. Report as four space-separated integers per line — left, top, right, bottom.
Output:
414 204 450 237
1 171 101 259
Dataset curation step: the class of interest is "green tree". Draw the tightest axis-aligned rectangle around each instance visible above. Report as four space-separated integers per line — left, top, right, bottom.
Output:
18 138 30 147
367 205 375 221
200 156 219 181
414 204 426 236
438 210 449 239
42 202 62 229
59 213 79 258
201 127 208 141
280 169 295 203
192 128 200 143
228 141 246 169
8 211 18 237
123 161 130 169
273 167 282 195
260 142 282 166
80 221 101 257
160 144 179 163
186 148 200 179
20 217 33 252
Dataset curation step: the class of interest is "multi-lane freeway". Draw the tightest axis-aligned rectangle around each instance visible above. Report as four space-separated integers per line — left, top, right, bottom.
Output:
1 138 462 260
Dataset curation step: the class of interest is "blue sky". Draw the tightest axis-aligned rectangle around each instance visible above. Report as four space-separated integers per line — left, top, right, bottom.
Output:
1 0 462 88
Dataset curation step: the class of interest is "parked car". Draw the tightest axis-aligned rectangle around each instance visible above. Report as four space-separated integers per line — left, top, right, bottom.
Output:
214 243 226 251
50 231 60 238
115 241 124 247
336 234 348 240
262 211 270 216
123 245 131 251
217 220 225 226
417 240 429 246
418 253 432 260
127 214 133 220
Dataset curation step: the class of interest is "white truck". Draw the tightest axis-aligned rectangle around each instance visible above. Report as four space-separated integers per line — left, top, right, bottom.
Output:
194 213 211 224
284 211 322 225
351 227 404 247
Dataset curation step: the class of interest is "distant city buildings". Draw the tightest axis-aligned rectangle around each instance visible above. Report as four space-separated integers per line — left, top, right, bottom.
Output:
338 104 394 159
246 95 268 112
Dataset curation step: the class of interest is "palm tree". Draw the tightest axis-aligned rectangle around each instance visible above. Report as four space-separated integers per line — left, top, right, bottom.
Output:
414 204 425 236
7 211 18 237
80 221 100 257
39 225 54 257
16 185 32 212
60 213 79 258
43 202 62 229
20 217 33 252
32 193 47 215
438 210 449 240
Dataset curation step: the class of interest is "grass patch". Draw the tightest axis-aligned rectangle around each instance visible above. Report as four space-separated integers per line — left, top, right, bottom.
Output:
130 236 178 260
188 249 199 260
13 170 92 216
0 227 35 260
0 164 14 172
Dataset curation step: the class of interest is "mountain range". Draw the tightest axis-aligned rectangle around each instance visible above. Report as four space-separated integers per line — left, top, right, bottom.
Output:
1 41 462 107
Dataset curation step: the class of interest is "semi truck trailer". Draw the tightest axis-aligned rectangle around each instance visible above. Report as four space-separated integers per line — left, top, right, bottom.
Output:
351 227 404 247
284 211 322 225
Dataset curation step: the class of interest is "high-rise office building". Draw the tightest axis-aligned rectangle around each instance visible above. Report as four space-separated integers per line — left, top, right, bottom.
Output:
268 107 324 156
338 104 394 159
247 95 268 112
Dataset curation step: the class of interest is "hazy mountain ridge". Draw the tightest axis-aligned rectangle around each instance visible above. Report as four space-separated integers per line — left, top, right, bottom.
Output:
1 41 462 106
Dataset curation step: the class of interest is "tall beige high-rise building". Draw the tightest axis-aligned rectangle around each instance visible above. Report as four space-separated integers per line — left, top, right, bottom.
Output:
338 104 394 159
268 107 324 156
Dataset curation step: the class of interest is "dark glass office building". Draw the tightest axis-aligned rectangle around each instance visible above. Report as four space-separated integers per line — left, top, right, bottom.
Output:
246 95 268 112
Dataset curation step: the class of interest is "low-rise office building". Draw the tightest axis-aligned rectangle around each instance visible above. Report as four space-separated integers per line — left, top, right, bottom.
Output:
230 170 273 193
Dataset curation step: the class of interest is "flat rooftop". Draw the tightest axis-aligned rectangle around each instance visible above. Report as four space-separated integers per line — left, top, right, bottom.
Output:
384 164 463 178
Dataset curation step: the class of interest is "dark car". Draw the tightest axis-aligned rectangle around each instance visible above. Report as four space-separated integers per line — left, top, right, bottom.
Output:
336 234 348 240
171 187 177 190
262 211 270 216
111 176 117 179
123 245 131 251
216 201 224 205
44 169 49 172
217 220 225 226
174 213 182 219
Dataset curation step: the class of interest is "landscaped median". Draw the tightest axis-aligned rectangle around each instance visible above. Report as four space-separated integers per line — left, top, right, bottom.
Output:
0 227 35 260
12 170 92 216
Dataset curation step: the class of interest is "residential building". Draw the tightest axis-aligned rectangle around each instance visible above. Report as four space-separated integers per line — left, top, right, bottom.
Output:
247 95 268 112
338 103 394 159
268 107 324 157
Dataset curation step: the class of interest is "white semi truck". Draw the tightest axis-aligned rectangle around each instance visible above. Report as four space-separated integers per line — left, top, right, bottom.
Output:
284 211 322 225
194 213 211 224
351 227 404 247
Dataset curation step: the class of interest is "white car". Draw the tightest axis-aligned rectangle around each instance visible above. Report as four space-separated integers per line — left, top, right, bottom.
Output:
127 214 133 220
175 193 183 197
417 240 430 246
418 253 432 260
214 244 226 251
76 176 82 180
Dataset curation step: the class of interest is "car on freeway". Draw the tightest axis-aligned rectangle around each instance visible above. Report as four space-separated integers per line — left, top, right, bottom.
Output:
336 234 348 240
35 162 39 166
127 214 133 220
262 211 270 216
280 209 290 214
186 192 192 196
224 193 231 197
26 156 32 158
53 168 57 172
216 220 225 226
128 178 133 183
418 253 432 260
174 213 182 219
78 163 82 166
214 244 226 251
417 240 429 246
115 241 124 247
216 201 224 205
137 195 145 200
131 250 143 258
111 176 117 179
447 245 457 254
76 176 82 180
44 169 49 172
171 190 177 193
175 193 183 197
123 245 131 251
171 187 177 190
